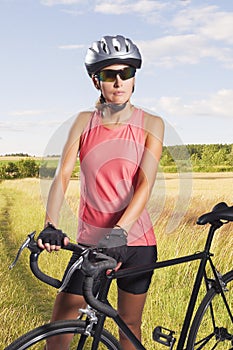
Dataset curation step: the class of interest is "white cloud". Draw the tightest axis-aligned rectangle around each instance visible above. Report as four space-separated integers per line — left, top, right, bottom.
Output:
171 5 233 44
92 2 233 69
0 119 62 132
155 89 233 119
171 6 218 33
61 9 84 15
40 0 84 5
197 89 233 117
58 44 85 50
0 122 22 132
200 12 233 44
3 109 71 132
95 0 166 15
9 110 47 117
138 34 233 69
138 35 203 68
157 96 184 115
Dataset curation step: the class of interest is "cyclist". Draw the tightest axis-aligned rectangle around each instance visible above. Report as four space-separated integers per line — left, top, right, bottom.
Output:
38 34 164 350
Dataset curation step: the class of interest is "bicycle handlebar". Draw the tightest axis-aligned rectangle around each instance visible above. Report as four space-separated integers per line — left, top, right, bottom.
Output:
32 238 118 317
29 239 117 288
9 201 232 317
10 232 118 316
29 242 82 288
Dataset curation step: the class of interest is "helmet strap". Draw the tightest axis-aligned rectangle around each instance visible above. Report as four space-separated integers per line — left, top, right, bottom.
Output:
105 102 127 112
98 93 127 112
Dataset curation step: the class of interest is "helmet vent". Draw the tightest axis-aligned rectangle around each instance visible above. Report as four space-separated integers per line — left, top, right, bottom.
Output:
112 37 120 52
125 39 130 52
102 41 109 54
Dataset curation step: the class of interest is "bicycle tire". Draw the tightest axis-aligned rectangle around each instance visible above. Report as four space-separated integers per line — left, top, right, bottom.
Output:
5 319 122 350
187 270 233 349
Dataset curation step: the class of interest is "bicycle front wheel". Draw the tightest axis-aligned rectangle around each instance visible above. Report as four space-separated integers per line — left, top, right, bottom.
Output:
187 270 233 349
5 319 121 350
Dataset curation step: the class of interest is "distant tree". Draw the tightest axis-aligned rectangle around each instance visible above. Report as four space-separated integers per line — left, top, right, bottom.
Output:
200 144 228 166
187 144 203 158
18 159 39 178
191 153 201 165
226 145 233 165
0 159 39 179
160 147 175 166
160 143 233 171
4 162 20 178
4 153 30 157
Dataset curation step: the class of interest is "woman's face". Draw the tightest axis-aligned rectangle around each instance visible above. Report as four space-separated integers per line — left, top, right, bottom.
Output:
94 64 135 105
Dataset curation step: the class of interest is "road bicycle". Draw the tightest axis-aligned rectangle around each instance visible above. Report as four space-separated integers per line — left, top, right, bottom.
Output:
5 201 233 349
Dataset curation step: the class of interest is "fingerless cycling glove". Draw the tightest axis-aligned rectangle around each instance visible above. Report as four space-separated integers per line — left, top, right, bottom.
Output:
38 223 68 246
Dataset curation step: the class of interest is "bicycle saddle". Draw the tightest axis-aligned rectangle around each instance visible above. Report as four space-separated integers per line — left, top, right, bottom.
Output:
197 202 233 225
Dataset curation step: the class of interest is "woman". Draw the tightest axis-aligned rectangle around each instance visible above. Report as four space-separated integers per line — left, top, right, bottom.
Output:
38 34 164 350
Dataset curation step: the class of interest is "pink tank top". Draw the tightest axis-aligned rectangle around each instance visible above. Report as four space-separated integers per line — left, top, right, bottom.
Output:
77 107 156 246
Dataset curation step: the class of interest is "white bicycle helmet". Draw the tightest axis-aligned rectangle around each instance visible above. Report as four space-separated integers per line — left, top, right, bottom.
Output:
85 35 142 76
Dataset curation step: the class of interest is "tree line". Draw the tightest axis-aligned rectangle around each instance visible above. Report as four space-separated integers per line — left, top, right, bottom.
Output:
0 158 39 179
1 143 233 179
160 144 233 172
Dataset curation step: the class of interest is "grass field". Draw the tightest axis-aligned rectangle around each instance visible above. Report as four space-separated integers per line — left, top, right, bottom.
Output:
0 173 232 349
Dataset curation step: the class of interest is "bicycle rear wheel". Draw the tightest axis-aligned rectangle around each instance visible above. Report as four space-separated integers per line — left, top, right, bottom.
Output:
187 270 233 349
5 319 121 350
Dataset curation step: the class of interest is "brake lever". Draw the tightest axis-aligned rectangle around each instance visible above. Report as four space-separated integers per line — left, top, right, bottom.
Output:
9 231 38 269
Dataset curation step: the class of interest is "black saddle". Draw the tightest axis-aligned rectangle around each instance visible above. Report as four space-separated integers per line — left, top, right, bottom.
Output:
197 202 233 225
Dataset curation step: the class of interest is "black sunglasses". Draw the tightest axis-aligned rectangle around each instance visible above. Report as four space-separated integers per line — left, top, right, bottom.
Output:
97 66 136 82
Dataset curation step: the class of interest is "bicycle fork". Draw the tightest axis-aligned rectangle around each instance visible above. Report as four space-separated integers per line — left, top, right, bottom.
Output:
75 306 105 350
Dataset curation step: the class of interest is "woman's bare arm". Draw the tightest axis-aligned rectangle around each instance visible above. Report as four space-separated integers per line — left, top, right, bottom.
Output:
38 111 91 250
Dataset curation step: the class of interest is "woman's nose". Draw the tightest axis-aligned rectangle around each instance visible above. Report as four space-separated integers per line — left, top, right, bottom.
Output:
114 74 123 87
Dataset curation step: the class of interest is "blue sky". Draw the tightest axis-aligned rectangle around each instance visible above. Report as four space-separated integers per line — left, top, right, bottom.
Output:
1 0 233 156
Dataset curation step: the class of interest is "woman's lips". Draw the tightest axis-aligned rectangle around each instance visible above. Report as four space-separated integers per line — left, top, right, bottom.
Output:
114 91 124 96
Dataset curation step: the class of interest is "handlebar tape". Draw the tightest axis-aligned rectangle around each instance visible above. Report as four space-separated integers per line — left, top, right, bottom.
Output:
29 242 85 288
30 253 62 288
83 277 118 318
80 253 118 317
81 252 117 278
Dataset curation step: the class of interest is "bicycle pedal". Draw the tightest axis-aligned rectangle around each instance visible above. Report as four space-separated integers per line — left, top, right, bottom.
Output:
153 326 176 349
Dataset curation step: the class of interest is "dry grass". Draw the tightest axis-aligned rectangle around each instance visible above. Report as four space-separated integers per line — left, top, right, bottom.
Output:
0 173 232 349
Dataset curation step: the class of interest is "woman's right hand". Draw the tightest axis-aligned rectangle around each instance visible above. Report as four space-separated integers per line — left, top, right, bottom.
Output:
37 223 69 252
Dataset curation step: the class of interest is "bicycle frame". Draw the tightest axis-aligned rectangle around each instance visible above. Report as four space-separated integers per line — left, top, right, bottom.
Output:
90 222 227 350
8 201 233 350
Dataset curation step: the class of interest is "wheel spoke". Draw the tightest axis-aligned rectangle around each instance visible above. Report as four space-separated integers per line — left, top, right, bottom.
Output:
194 332 215 349
187 271 233 349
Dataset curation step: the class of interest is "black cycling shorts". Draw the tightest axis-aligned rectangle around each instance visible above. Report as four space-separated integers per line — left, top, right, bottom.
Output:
61 245 157 296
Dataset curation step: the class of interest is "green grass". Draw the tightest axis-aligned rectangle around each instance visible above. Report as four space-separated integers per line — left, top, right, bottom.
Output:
0 174 233 349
